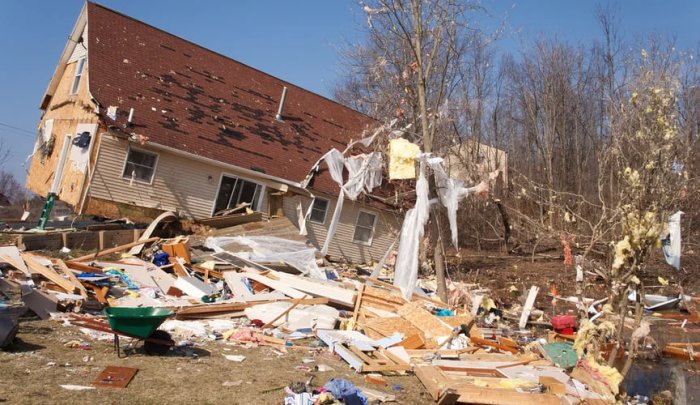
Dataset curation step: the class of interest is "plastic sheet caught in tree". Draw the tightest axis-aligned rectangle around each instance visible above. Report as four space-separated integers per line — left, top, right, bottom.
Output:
427 157 491 248
662 211 683 270
393 159 430 299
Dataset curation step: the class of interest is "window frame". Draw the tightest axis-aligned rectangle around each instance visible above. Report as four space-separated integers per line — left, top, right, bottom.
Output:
211 173 265 216
352 209 378 246
121 146 159 185
70 57 86 95
309 197 329 224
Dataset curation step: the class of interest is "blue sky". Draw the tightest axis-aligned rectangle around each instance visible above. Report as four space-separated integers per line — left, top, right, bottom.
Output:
0 1 698 186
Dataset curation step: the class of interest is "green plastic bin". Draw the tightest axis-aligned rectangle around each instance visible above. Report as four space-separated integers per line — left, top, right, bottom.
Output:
103 307 173 339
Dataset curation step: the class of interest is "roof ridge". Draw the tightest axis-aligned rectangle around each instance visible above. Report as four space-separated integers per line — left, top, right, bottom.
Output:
87 1 377 124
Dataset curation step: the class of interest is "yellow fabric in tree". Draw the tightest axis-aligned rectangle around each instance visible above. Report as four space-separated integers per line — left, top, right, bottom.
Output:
389 138 420 180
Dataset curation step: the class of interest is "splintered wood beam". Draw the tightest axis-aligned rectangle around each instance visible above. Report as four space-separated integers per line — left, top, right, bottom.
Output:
53 259 88 298
20 253 75 293
64 261 105 274
72 237 159 262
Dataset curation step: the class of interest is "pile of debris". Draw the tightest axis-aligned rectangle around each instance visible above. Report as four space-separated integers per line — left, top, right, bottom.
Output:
2 211 699 404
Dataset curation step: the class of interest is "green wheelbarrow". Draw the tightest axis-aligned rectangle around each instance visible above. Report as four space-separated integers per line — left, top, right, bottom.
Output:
70 307 175 357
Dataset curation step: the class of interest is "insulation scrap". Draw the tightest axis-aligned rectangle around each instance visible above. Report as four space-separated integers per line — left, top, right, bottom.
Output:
388 138 420 180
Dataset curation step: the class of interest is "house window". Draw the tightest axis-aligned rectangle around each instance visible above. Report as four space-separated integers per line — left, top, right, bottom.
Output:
353 210 377 245
213 175 263 214
70 57 86 95
309 198 329 224
122 148 158 183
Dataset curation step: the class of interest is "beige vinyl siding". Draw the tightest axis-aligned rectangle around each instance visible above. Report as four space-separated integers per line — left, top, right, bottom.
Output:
283 193 401 264
89 135 274 219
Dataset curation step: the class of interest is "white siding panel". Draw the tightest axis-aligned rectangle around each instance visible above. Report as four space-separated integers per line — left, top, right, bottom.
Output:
283 193 401 264
68 25 88 63
89 135 272 219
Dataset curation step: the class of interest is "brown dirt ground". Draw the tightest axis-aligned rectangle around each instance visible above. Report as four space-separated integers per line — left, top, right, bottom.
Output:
447 247 700 312
0 319 431 405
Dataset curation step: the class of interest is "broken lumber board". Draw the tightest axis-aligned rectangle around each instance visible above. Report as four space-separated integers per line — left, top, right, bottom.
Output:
405 348 477 358
262 295 309 329
519 286 540 329
20 253 75 293
127 211 176 255
72 237 160 262
415 364 451 400
53 259 88 298
367 278 453 309
223 272 254 298
175 297 328 317
64 261 105 274
244 271 305 299
349 284 365 330
0 246 30 276
449 382 560 405
397 301 453 349
270 270 356 307
469 337 519 354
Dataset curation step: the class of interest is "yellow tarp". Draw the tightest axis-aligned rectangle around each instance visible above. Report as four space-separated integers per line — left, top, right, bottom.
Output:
389 138 420 180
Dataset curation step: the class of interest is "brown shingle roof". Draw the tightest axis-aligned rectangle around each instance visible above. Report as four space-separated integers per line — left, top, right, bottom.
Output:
86 2 376 194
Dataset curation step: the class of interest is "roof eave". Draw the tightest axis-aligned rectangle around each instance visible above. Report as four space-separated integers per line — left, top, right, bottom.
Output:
40 2 87 110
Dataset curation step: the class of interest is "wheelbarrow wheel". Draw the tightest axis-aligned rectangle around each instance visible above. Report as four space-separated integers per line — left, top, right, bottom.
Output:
144 330 173 356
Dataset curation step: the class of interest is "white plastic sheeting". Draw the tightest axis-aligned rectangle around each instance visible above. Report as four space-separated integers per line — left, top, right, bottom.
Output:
662 211 684 270
320 149 384 256
427 157 492 248
205 235 326 279
393 159 430 299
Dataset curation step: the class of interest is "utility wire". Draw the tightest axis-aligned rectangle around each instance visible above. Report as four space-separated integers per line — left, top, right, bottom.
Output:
0 121 36 136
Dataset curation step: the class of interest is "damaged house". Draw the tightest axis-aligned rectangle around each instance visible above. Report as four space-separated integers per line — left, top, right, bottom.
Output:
25 2 401 264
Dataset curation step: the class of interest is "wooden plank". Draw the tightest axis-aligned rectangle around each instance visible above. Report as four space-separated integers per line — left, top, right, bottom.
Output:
53 259 88 298
470 337 519 354
395 334 426 350
349 284 365 330
72 237 159 262
451 382 560 405
437 389 460 405
20 253 75 293
271 270 356 307
349 344 381 366
64 260 105 274
519 286 540 329
168 257 190 278
175 297 328 317
261 295 309 329
223 272 254 298
414 365 449 400
244 271 306 299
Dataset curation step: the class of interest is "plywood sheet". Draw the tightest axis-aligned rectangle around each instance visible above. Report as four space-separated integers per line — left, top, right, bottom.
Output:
397 301 453 348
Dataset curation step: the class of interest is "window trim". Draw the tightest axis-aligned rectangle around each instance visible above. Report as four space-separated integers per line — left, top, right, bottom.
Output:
352 209 378 246
70 57 86 95
309 197 329 224
210 173 265 216
121 146 159 185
